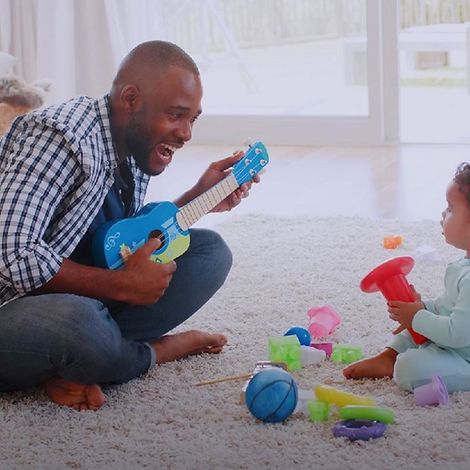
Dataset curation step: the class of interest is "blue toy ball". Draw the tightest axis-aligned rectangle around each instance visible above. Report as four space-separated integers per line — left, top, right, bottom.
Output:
284 326 311 346
245 369 298 423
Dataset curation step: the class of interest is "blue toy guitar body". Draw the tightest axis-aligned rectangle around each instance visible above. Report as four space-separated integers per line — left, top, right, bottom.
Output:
92 141 269 269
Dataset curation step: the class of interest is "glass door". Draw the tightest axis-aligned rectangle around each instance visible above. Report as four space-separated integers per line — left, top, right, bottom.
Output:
399 0 470 143
155 0 388 145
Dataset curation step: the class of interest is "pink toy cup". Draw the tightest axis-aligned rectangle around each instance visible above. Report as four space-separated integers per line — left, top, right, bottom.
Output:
414 375 449 406
307 305 341 339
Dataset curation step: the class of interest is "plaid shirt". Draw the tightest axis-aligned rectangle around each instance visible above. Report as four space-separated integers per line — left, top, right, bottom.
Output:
0 95 149 307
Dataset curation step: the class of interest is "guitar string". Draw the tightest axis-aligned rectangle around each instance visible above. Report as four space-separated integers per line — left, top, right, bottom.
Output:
120 155 266 257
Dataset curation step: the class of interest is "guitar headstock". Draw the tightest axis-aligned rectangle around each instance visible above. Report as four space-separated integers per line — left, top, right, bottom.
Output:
233 141 269 186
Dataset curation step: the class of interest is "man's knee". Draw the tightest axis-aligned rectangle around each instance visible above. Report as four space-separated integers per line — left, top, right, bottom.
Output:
210 230 233 281
191 228 232 283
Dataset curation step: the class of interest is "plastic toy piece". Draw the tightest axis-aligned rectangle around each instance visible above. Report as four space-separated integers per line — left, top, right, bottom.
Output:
360 256 428 345
268 336 301 371
339 405 394 424
383 235 403 249
240 361 287 404
330 344 363 364
310 342 333 357
314 384 375 407
414 375 449 406
245 369 298 423
294 388 316 413
300 345 326 366
284 326 311 346
307 305 341 338
307 400 331 422
332 419 386 441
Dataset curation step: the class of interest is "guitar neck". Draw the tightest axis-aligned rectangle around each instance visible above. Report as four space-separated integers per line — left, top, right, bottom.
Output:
177 173 239 230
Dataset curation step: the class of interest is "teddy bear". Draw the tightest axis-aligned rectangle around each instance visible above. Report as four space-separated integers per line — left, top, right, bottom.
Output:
0 75 51 136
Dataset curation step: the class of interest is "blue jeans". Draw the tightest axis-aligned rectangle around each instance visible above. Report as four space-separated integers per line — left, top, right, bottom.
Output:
0 229 232 391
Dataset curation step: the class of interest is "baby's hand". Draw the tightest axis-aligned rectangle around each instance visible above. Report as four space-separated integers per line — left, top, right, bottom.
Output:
409 284 422 302
387 300 424 330
391 324 406 335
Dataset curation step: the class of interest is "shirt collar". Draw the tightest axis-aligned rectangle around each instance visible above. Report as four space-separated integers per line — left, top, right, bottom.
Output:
96 94 120 170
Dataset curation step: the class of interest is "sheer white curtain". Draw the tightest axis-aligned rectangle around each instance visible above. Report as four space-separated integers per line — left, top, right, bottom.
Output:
0 0 157 103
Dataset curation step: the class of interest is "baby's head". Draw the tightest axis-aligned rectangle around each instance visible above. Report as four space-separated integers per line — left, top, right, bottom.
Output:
454 163 470 207
441 163 470 253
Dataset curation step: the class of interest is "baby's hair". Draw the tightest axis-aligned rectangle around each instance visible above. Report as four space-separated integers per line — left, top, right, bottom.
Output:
454 162 470 207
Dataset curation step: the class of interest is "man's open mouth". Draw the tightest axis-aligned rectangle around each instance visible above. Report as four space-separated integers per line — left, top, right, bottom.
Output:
157 143 178 162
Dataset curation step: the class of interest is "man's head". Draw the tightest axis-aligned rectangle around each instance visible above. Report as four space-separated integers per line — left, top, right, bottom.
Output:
109 40 202 175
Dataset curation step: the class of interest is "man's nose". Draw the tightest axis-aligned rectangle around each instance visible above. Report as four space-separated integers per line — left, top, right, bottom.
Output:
175 121 192 142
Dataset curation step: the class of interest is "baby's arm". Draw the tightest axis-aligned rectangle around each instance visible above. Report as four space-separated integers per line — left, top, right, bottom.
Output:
412 275 470 347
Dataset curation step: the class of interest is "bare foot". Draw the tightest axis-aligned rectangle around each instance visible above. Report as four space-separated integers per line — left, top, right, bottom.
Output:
150 330 228 364
44 378 106 411
343 348 398 380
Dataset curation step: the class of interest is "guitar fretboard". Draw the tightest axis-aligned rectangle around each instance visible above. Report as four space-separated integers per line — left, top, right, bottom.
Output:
176 173 239 230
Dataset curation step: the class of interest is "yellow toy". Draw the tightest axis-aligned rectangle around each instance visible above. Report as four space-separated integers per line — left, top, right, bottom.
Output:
314 384 375 407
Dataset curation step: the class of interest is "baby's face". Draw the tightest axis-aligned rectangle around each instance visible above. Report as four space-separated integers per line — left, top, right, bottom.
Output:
441 180 470 252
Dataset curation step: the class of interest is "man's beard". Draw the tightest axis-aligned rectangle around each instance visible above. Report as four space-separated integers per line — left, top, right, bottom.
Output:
124 113 156 175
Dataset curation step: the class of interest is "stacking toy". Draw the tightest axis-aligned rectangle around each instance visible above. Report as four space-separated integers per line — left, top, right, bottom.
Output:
360 256 428 345
414 375 449 406
307 305 341 338
332 419 386 441
310 342 333 357
307 400 331 422
314 384 375 407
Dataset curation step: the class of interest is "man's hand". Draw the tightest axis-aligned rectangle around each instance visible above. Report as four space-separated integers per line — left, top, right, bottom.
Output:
192 150 260 213
387 300 424 331
119 238 176 305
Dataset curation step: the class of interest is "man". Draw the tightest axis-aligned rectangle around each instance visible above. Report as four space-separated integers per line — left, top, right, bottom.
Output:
0 40 259 411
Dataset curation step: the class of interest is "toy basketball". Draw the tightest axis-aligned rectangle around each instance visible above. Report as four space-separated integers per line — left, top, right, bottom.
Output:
245 368 298 423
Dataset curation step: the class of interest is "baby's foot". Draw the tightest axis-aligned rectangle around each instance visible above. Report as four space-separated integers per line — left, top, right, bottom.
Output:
343 349 397 379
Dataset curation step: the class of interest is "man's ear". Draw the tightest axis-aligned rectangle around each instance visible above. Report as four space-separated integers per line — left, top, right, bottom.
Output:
120 85 141 114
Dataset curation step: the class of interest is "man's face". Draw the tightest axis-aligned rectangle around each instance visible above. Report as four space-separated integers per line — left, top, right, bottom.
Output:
125 65 203 176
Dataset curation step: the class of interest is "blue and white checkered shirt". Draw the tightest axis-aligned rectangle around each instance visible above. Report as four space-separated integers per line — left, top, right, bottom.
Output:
0 95 150 307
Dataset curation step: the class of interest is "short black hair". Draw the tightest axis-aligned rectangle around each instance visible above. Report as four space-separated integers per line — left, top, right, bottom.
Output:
454 162 470 207
121 40 199 76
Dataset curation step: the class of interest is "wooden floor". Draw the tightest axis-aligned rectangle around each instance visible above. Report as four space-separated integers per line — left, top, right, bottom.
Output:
145 144 470 226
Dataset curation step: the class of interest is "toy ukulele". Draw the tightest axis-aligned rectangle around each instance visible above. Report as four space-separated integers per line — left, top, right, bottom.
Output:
92 141 269 269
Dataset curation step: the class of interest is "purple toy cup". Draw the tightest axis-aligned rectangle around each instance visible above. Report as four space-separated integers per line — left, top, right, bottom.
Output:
414 375 449 406
310 342 333 358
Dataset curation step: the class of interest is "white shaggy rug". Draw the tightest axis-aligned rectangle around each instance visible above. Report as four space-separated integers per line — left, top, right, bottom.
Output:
2 215 470 470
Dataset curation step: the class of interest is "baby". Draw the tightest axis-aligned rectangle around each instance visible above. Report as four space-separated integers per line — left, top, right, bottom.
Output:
344 163 470 393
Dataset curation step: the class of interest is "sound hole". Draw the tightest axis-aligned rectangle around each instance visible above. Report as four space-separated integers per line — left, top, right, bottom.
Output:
148 229 165 248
